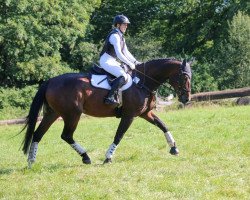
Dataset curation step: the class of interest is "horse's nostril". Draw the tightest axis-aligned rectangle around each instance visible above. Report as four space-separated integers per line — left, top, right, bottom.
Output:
181 96 189 104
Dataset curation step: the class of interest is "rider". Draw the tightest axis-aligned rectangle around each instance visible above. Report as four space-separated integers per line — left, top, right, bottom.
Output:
99 14 141 105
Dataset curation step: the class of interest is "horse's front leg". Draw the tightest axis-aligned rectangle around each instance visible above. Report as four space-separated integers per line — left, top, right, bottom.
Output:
104 115 134 164
141 111 179 155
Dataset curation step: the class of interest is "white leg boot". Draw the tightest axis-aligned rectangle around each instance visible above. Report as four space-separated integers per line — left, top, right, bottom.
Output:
164 131 179 155
27 142 38 168
104 143 117 164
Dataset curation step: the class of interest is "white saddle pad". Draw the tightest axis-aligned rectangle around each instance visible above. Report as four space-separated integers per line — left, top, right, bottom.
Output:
91 74 133 91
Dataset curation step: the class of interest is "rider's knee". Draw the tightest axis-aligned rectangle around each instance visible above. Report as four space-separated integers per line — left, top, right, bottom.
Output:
122 74 128 82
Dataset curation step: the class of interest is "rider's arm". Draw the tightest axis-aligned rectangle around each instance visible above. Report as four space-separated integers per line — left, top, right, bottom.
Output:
109 34 135 69
123 43 136 63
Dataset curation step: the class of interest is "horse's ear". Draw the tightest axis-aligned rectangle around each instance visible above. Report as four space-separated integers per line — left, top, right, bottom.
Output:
182 59 187 66
187 57 195 65
181 59 192 79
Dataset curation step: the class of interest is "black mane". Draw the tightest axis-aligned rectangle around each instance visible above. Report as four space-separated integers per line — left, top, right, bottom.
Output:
144 57 178 65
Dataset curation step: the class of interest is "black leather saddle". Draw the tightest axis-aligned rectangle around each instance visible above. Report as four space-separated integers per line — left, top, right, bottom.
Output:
90 64 116 84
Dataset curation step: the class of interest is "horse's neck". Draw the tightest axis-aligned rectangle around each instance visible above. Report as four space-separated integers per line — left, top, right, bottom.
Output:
137 61 178 91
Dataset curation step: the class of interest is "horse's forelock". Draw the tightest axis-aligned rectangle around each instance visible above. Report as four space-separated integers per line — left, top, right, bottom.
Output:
181 61 192 79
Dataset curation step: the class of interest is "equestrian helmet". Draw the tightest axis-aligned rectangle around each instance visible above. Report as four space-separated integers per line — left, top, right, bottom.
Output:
113 15 130 25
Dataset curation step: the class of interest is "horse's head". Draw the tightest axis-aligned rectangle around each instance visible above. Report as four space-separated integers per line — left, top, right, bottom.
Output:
135 58 192 104
169 60 192 104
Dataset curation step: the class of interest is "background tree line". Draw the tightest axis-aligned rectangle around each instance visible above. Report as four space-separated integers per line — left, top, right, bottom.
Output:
0 0 249 114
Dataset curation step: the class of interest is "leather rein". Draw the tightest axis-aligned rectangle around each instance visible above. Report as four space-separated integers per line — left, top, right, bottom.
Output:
133 62 188 95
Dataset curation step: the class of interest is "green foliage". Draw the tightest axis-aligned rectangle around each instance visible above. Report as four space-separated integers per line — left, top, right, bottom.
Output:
0 0 101 86
157 84 174 98
70 41 99 72
0 0 249 109
90 0 165 42
126 26 165 61
0 85 37 109
192 62 218 92
0 85 38 119
91 0 249 93
213 11 250 89
16 54 75 83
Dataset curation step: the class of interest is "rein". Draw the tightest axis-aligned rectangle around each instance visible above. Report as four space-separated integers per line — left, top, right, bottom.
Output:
133 61 192 98
134 63 174 93
134 63 162 85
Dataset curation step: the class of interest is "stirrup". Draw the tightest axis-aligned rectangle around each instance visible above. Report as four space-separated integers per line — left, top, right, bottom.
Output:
104 97 118 105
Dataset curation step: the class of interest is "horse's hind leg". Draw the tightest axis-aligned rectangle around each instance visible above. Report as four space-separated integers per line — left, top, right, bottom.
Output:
28 107 59 168
61 114 91 164
104 115 134 164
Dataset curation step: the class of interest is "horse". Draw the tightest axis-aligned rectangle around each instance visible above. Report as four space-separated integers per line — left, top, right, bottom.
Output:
21 58 192 167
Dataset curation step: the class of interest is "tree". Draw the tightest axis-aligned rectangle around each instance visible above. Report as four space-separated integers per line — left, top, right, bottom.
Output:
213 11 250 89
0 0 101 87
90 0 249 93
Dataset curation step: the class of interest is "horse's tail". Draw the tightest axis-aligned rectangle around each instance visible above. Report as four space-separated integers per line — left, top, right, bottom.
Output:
21 81 49 155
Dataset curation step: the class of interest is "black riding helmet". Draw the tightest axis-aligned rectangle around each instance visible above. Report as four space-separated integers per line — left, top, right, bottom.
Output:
113 15 130 26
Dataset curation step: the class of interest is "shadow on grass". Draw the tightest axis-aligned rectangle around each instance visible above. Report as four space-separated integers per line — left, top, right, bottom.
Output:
0 163 83 175
0 166 32 175
0 161 127 176
0 168 14 175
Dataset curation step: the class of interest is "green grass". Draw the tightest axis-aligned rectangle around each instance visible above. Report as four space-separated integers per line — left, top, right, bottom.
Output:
0 105 249 199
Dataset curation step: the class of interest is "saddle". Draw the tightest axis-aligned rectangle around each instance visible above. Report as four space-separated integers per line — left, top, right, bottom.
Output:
89 64 134 91
90 64 116 86
89 64 140 108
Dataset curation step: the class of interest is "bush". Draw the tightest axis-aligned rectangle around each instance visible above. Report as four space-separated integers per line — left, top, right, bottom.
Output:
191 62 218 93
0 86 38 119
16 55 75 84
0 0 101 87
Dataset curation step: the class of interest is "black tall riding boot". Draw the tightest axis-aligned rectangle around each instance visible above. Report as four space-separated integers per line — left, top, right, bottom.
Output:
104 76 126 105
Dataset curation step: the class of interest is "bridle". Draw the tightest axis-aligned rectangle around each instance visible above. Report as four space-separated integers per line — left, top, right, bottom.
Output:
134 63 161 86
177 71 191 93
134 62 191 96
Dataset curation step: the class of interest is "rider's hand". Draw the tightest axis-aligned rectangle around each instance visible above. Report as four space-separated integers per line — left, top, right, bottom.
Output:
129 63 135 70
134 60 142 65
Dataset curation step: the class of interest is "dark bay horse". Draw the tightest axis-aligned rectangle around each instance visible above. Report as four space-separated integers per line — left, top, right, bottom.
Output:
21 58 192 167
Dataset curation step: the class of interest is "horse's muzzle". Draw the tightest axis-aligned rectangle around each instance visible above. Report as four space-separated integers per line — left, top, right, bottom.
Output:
180 95 190 105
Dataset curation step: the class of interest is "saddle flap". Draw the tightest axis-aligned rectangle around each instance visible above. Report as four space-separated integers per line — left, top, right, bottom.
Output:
91 74 133 91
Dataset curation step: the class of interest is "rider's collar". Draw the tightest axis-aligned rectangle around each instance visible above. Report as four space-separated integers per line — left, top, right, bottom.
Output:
116 28 124 36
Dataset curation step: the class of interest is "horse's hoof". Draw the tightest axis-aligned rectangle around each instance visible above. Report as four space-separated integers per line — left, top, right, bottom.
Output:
83 159 91 164
103 158 112 164
170 146 179 155
82 153 91 164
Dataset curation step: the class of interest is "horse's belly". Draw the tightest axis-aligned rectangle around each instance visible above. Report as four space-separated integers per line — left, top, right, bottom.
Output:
82 106 116 117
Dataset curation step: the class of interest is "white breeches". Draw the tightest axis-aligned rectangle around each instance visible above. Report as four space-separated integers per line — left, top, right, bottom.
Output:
100 53 128 81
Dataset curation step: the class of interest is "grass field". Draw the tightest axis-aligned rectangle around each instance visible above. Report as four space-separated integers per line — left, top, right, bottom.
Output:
0 105 249 199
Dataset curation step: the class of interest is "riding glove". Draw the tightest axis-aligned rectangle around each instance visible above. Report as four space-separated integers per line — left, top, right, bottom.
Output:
134 60 142 65
129 63 135 70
